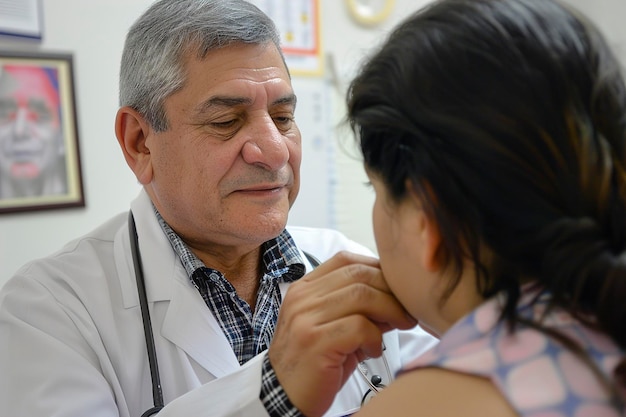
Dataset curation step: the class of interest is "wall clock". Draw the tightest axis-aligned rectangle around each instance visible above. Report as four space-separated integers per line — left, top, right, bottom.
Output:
346 0 396 26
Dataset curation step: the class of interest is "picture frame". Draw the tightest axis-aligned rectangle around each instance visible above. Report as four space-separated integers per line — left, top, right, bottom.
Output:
0 50 85 214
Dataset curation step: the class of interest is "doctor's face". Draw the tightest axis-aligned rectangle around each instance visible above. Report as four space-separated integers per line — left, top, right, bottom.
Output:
0 65 62 186
143 42 301 250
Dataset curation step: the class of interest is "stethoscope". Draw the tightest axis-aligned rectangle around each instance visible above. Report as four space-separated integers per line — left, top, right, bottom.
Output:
128 211 389 416
128 211 164 417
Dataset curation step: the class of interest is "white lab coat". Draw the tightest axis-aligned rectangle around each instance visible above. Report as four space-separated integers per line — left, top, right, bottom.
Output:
0 190 437 417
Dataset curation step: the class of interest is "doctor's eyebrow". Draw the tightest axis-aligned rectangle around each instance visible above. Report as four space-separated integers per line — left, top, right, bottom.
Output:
273 94 297 108
193 93 297 115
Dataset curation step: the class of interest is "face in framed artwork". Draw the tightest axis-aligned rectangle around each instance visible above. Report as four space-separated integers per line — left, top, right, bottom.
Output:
0 64 66 199
0 51 83 214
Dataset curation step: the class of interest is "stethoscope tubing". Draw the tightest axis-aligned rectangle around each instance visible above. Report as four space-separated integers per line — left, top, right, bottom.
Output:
128 211 165 415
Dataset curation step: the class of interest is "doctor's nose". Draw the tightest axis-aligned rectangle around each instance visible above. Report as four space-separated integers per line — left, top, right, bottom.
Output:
241 116 290 171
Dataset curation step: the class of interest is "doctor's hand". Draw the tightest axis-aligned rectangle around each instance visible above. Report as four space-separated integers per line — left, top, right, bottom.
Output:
268 251 418 417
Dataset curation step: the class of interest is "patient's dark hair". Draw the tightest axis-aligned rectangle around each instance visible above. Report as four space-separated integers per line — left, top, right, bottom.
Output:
347 0 626 390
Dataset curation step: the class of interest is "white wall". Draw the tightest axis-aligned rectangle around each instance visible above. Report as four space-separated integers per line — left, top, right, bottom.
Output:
326 1 433 254
1 0 625 288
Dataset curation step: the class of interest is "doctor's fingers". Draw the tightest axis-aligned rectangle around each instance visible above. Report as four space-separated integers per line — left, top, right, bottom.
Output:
279 313 387 360
304 251 380 280
281 276 416 332
269 315 386 417
299 252 390 295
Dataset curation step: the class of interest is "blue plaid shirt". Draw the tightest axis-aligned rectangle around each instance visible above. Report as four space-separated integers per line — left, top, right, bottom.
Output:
155 209 305 416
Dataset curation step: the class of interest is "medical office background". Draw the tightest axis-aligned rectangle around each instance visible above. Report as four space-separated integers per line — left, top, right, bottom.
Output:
0 0 625 288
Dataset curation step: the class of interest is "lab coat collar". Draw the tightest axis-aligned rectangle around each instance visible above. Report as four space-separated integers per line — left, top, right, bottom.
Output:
121 190 178 305
121 190 240 374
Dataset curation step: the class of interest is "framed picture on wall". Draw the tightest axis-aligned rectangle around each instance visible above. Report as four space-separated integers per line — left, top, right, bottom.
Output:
0 50 85 214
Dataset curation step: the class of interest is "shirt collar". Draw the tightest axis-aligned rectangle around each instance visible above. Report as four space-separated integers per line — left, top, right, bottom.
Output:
153 206 305 282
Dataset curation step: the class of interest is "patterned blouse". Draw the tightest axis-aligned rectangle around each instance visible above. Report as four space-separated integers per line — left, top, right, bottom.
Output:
401 285 625 416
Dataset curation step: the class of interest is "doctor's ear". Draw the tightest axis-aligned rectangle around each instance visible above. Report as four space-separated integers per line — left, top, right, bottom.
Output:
115 106 153 185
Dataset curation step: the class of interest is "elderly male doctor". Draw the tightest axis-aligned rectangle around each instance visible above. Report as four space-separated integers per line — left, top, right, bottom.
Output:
0 1 437 416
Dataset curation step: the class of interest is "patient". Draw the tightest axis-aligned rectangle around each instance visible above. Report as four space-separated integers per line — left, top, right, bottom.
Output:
346 0 626 415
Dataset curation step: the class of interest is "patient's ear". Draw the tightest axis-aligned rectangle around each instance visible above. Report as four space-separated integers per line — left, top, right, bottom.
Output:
115 106 153 185
407 182 443 272
421 212 443 272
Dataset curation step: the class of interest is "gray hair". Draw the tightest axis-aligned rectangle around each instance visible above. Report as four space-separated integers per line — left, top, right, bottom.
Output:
119 0 283 131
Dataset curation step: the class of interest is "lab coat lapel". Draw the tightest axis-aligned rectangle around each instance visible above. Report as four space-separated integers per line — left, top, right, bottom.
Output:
121 191 176 305
161 273 240 378
126 191 240 378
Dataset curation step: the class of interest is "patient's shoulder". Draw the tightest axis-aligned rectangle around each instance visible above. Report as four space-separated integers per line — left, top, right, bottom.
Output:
356 367 517 417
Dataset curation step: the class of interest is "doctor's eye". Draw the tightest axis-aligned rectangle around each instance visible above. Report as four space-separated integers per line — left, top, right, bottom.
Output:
272 115 295 132
206 117 245 140
211 119 238 129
